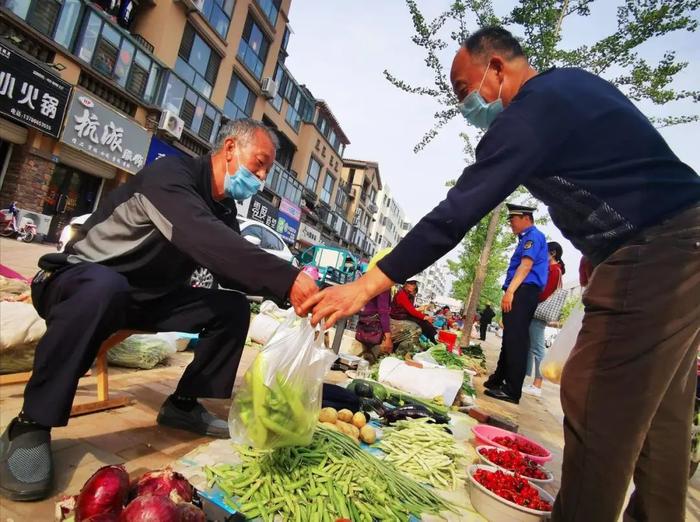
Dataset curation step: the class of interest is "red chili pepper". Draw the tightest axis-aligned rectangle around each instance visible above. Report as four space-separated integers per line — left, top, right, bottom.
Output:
492 436 548 457
474 469 552 511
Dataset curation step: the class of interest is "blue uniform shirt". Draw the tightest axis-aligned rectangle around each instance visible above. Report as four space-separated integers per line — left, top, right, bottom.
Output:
503 225 548 290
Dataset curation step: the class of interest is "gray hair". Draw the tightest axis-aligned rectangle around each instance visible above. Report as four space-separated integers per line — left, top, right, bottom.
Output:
213 118 279 152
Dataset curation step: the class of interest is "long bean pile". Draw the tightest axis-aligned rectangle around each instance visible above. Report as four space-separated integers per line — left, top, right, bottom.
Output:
378 418 468 490
205 425 454 521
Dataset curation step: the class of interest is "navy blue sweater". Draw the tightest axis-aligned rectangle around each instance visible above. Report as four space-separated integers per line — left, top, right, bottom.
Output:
378 67 700 282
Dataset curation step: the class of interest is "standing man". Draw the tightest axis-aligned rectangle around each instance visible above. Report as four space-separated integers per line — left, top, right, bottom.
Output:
483 204 547 403
479 303 495 341
0 119 317 502
303 27 700 522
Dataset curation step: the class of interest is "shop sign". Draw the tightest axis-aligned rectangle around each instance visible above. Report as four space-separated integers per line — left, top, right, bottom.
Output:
60 88 151 174
276 198 300 245
298 222 323 245
248 193 278 230
0 42 71 138
146 136 183 165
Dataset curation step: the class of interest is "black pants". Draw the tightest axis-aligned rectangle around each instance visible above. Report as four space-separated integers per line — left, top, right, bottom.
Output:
25 262 250 427
489 284 540 400
479 322 488 341
408 318 437 343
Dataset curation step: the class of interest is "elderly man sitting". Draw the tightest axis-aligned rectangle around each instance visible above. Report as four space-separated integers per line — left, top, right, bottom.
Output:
0 119 317 502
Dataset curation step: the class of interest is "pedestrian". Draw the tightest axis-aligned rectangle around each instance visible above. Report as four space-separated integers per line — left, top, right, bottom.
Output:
390 280 438 344
303 26 700 521
479 303 495 341
355 248 394 362
483 204 548 404
0 119 318 502
522 241 565 397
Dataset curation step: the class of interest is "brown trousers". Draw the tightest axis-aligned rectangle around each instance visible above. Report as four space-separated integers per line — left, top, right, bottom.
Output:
553 204 700 522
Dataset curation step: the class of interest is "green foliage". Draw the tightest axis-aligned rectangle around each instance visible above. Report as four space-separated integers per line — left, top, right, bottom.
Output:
560 293 583 322
385 0 700 152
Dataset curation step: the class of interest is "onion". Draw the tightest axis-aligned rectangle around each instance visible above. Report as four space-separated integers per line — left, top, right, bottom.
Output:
176 503 206 522
119 495 178 521
83 514 119 521
133 467 193 504
76 465 129 521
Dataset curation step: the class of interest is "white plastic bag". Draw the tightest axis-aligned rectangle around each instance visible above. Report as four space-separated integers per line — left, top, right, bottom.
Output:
248 300 289 345
229 314 336 449
541 306 585 384
377 357 464 406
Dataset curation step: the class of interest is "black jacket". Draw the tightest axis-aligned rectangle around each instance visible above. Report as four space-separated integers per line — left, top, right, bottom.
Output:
55 154 298 300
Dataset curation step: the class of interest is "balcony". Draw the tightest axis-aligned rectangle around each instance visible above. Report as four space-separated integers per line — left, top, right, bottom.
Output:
367 201 379 215
266 162 303 205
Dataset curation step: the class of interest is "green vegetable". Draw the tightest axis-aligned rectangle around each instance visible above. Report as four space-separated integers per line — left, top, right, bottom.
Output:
378 418 468 490
232 356 314 449
347 379 450 417
205 426 456 521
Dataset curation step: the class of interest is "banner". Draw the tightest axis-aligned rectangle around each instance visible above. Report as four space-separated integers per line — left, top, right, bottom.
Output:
248 193 278 230
276 198 300 244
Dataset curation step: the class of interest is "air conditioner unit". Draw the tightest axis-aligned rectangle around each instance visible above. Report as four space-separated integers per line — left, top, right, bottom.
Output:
176 0 205 12
349 188 357 199
261 77 278 99
158 110 185 140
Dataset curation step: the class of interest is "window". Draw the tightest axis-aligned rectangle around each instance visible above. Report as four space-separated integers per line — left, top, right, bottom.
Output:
256 0 282 27
335 186 347 212
265 163 302 204
271 63 286 111
10 0 62 36
321 172 335 205
75 10 161 103
243 224 263 242
160 71 222 142
176 24 221 98
224 74 255 121
305 158 321 192
262 229 284 250
237 16 270 80
202 0 234 39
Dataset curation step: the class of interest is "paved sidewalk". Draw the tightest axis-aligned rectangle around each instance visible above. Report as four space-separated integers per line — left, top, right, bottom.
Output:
0 237 55 279
473 331 700 521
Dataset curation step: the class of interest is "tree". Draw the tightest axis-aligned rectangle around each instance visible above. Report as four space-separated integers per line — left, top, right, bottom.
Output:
385 0 699 343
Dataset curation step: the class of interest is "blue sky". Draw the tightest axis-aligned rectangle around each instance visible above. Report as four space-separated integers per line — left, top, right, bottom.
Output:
285 1 700 286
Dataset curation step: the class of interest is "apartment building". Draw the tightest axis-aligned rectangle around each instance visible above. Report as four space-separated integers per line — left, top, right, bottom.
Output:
0 0 362 254
340 158 382 260
416 261 450 305
369 184 410 250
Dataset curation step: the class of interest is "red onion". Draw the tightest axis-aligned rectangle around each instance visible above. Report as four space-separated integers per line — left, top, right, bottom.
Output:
119 495 179 521
133 467 193 504
176 503 206 522
83 514 119 521
76 465 129 521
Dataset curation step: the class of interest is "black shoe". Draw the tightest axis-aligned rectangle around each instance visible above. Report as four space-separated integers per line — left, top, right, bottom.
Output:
484 387 520 405
157 398 229 438
483 377 502 390
0 419 53 501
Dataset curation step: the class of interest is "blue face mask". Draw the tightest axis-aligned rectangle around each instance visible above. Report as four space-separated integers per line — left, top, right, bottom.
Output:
458 64 504 130
224 152 262 201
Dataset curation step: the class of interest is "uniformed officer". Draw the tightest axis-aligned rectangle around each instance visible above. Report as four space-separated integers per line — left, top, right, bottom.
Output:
483 203 548 403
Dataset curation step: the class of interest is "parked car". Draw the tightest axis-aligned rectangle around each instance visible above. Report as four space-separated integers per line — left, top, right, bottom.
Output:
190 217 298 289
57 215 297 291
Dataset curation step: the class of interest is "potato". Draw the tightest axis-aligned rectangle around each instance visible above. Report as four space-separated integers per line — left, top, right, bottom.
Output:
320 421 339 431
336 421 360 441
347 424 360 440
337 409 353 423
319 407 338 424
360 425 376 444
352 411 367 429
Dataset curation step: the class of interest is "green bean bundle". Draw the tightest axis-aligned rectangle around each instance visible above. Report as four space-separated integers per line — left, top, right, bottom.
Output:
205 425 455 521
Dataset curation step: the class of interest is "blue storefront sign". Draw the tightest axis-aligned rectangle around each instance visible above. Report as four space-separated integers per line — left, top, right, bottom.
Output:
146 136 183 165
276 198 300 245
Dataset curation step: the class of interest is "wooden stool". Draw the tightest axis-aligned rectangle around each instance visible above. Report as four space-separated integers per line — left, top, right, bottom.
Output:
0 330 146 417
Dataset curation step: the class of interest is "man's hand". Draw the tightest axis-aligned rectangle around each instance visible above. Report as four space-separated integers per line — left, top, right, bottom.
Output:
289 272 318 316
501 291 514 313
300 280 370 327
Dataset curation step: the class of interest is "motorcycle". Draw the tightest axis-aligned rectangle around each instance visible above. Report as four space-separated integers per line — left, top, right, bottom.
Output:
0 202 37 243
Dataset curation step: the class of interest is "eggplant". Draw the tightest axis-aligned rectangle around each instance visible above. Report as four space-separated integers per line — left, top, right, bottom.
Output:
359 397 387 417
382 405 449 425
